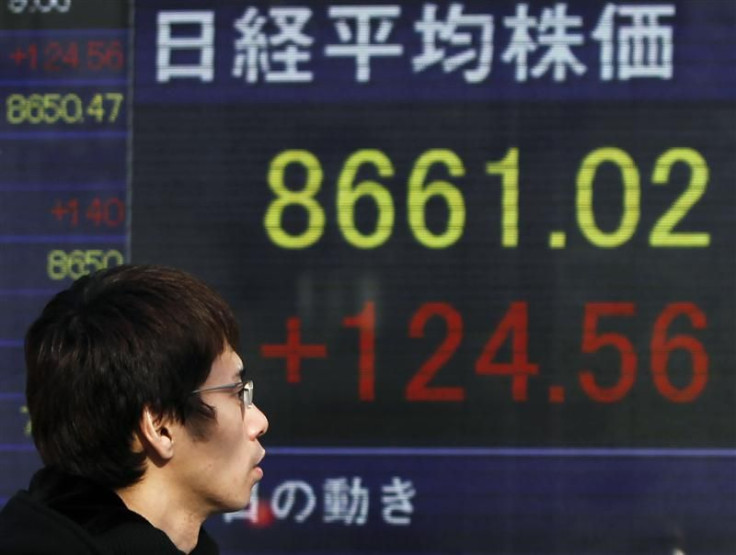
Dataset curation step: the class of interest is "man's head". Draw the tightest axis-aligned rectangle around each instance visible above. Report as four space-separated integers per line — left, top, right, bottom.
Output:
25 264 267 510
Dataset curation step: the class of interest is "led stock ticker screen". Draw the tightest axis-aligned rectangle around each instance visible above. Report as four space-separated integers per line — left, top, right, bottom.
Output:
3 0 736 553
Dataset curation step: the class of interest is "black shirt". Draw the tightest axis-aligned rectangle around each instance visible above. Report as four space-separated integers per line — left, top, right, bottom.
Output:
0 467 219 555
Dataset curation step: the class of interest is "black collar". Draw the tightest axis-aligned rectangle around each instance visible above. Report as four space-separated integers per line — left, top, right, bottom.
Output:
29 467 219 555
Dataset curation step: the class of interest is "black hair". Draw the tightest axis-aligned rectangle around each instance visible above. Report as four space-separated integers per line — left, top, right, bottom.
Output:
25 264 239 488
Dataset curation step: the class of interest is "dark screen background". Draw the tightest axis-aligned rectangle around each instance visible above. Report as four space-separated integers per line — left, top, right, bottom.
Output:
1 0 734 552
132 102 735 448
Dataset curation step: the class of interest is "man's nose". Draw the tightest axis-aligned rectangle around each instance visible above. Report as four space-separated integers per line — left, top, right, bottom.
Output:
248 404 268 438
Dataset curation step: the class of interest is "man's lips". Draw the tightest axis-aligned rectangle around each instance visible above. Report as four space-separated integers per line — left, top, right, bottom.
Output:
252 451 266 480
255 449 266 468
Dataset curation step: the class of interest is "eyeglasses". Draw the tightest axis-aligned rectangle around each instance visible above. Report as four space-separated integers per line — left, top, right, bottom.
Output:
191 380 254 408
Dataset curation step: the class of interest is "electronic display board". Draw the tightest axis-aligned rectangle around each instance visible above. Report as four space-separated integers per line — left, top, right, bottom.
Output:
0 0 129 534
1 1 735 553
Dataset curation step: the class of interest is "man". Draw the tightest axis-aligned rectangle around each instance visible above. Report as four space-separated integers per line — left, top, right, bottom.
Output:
0 265 268 554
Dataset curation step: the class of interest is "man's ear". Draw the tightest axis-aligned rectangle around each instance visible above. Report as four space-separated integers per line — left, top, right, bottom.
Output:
138 407 175 461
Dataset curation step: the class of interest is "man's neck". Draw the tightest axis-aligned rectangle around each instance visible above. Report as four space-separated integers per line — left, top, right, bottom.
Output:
115 479 206 553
